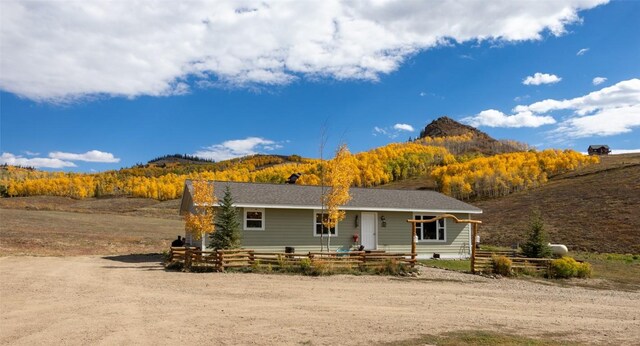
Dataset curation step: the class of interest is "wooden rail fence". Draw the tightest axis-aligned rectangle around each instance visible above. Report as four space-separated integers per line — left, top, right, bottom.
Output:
169 247 416 272
473 250 552 273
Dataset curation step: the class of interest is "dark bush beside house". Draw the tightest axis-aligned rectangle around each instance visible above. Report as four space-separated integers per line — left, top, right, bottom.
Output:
209 186 241 250
521 211 552 258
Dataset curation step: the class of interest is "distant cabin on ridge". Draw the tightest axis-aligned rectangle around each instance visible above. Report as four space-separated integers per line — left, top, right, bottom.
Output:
588 145 611 155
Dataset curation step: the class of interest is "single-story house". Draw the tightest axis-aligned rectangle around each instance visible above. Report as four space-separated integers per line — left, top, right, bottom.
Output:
179 180 482 259
588 145 611 155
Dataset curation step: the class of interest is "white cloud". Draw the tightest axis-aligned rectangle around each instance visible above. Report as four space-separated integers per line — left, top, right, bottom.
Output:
516 79 640 115
24 151 40 156
0 0 607 102
463 78 640 136
1 149 120 168
523 73 562 86
611 149 640 154
0 153 76 169
48 150 120 163
592 77 607 85
373 127 388 136
373 124 416 138
513 78 640 138
393 123 415 132
462 109 556 128
551 104 640 138
193 137 282 161
576 48 590 56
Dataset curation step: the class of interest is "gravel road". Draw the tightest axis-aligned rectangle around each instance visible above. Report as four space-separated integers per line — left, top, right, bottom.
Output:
1 256 638 345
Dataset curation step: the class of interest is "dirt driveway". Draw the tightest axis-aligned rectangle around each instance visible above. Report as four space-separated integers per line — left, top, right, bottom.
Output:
1 256 638 345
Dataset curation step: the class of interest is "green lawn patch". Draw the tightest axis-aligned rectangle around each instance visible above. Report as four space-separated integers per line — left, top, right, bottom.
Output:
382 330 583 346
572 252 640 291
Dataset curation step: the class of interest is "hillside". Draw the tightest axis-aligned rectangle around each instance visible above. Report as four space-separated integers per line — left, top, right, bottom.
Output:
475 153 640 254
419 116 530 155
420 116 495 140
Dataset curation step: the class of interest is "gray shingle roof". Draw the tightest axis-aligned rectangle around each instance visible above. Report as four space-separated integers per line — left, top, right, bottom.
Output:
184 180 481 214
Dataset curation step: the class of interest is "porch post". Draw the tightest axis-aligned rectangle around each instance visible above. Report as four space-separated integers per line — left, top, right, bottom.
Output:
471 223 478 274
411 222 417 261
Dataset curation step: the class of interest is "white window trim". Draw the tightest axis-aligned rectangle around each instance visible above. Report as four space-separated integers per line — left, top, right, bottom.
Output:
244 208 265 231
413 213 446 243
313 210 338 237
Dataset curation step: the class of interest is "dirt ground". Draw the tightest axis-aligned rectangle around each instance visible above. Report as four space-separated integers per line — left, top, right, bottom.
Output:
1 256 638 345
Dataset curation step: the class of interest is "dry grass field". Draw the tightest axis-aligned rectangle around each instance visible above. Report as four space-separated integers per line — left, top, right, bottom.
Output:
0 197 182 256
475 154 640 254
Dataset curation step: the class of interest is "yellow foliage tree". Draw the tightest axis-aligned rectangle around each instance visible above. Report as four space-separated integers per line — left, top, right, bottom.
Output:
321 144 355 250
183 180 216 244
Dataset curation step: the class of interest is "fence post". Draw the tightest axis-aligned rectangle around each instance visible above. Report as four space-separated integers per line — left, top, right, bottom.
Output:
185 248 192 270
249 250 255 266
217 250 224 272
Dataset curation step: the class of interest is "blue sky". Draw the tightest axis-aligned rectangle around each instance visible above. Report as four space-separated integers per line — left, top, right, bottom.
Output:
1 0 639 172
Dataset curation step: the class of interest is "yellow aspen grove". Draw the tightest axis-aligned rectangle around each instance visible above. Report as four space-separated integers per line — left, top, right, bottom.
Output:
431 149 598 199
322 144 355 250
0 139 598 201
184 180 216 243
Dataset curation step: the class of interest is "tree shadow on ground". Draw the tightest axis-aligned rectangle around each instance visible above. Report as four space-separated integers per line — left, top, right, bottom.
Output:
102 253 163 263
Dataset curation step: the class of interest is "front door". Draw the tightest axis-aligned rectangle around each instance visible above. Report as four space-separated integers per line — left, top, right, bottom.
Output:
361 212 377 250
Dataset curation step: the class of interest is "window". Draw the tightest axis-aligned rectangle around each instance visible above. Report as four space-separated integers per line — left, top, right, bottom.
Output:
314 211 337 236
414 214 445 242
244 208 265 230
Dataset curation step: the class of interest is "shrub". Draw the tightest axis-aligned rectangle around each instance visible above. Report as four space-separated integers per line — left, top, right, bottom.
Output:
370 259 413 276
491 255 512 276
276 254 294 272
299 258 312 274
521 211 552 258
190 265 216 273
548 257 592 279
250 259 262 272
513 260 538 277
309 260 332 276
576 261 592 278
161 250 171 263
164 261 184 271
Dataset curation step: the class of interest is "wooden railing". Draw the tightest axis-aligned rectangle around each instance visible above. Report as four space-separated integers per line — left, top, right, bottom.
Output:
168 247 416 272
473 250 552 273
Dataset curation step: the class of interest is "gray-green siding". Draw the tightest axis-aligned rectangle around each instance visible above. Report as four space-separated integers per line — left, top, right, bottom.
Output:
194 208 472 259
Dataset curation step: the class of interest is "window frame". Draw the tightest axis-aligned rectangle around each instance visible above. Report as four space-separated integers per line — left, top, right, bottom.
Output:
413 213 446 242
243 208 265 231
313 210 338 237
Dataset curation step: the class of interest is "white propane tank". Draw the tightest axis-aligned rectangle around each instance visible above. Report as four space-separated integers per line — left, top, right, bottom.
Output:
549 244 569 256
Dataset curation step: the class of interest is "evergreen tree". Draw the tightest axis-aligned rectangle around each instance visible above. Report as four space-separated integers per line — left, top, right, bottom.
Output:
521 211 552 258
209 186 241 250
